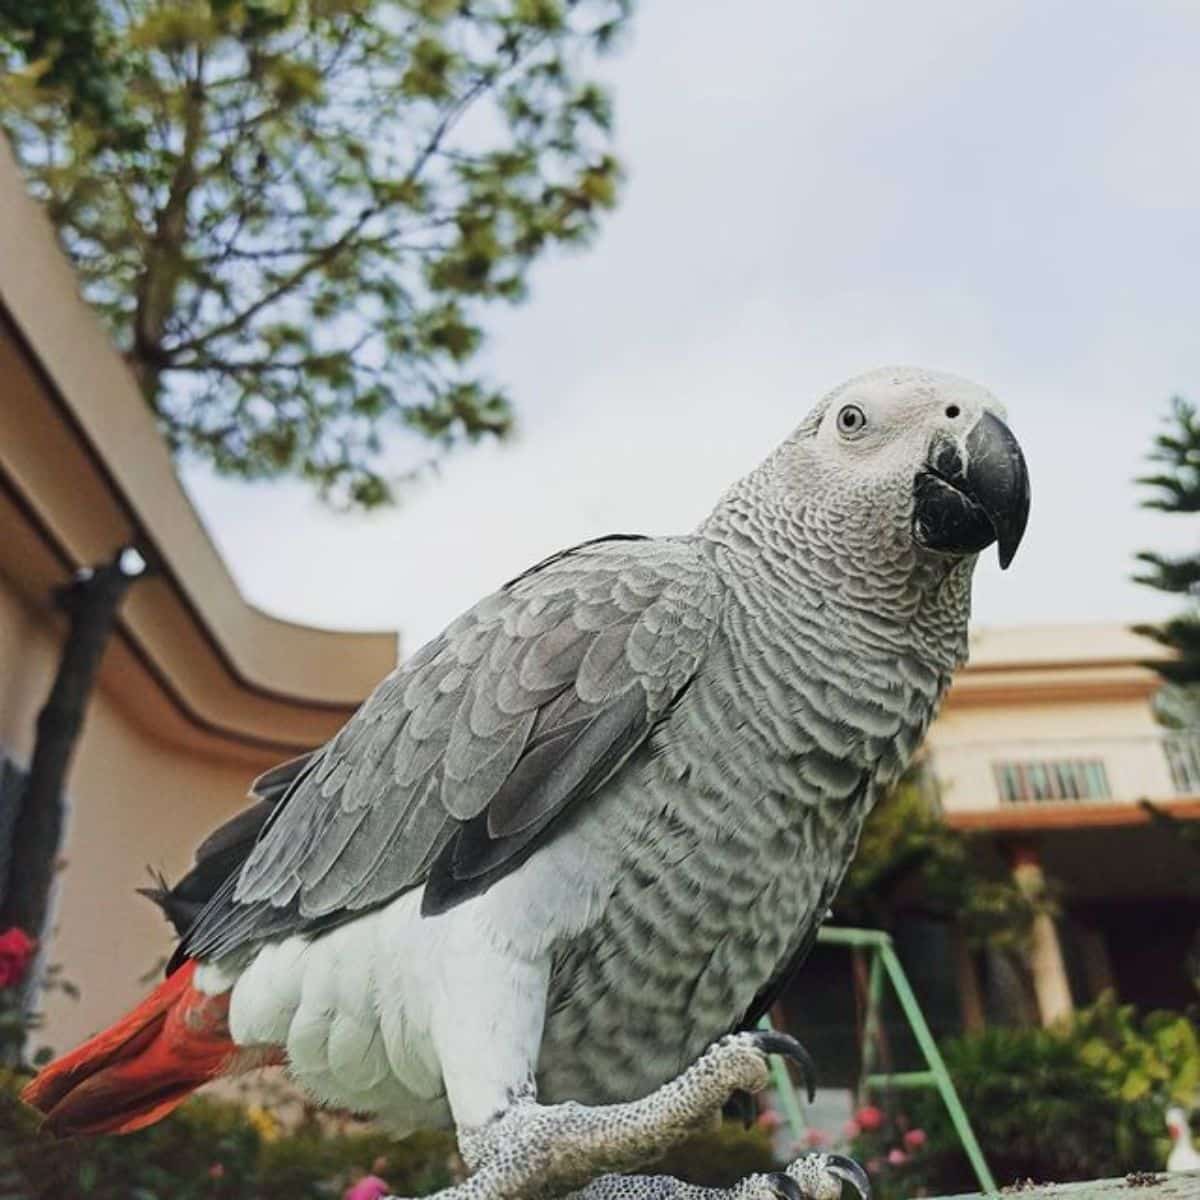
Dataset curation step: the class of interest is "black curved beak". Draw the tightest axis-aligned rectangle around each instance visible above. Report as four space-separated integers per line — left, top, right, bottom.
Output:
913 410 1030 569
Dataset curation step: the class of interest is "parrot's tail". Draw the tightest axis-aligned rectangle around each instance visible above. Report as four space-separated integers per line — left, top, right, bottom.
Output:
19 960 277 1136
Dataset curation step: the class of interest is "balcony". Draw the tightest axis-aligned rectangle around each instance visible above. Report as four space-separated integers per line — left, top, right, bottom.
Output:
925 730 1200 815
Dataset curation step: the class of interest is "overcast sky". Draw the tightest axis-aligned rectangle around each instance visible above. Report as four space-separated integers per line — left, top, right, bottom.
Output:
185 0 1200 654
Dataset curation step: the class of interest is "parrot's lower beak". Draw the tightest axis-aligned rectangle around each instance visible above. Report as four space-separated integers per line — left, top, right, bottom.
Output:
912 410 1031 569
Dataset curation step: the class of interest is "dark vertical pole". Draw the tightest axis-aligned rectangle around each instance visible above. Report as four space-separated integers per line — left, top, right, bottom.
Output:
0 548 145 945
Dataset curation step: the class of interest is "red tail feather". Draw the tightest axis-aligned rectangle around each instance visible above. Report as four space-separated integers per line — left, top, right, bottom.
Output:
19 960 262 1136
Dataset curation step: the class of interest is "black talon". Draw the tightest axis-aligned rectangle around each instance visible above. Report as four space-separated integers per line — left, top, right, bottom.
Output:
763 1171 806 1200
824 1155 871 1200
751 1032 818 1102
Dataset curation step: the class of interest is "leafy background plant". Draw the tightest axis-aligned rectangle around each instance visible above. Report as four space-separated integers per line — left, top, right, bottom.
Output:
835 769 1052 954
890 995 1200 1195
0 0 631 508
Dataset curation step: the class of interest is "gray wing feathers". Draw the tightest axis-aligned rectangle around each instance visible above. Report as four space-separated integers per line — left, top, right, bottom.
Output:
180 538 722 961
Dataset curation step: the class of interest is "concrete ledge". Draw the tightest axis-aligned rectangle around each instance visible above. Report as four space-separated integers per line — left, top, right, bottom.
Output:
937 1172 1200 1200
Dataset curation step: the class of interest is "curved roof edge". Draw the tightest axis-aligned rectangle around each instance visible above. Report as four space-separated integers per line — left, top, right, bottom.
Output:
0 138 397 761
947 622 1169 709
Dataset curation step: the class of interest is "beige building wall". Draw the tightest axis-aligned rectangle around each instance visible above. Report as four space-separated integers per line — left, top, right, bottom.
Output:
930 695 1175 812
928 623 1182 815
0 568 256 1053
0 133 402 1064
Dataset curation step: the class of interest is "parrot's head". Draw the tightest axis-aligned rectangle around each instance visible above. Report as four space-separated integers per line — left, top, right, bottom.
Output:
761 366 1030 588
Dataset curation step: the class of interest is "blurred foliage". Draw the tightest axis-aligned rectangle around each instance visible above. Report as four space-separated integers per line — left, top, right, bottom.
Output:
650 1121 778 1189
841 1105 935 1200
0 0 631 507
835 769 1052 952
0 1068 459 1199
0 0 125 127
895 994 1200 1193
1135 395 1200 695
0 961 79 1070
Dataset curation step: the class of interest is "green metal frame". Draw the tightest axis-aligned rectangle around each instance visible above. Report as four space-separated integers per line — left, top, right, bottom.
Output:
758 925 997 1195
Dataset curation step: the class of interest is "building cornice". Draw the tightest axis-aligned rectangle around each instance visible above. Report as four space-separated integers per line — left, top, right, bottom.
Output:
943 625 1168 709
946 797 1200 832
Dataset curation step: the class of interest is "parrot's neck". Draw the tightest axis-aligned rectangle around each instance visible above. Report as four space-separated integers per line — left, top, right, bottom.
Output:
698 479 974 682
695 491 969 801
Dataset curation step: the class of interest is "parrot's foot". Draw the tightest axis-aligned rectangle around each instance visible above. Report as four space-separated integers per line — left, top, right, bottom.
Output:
385 1153 868 1200
439 1031 819 1200
570 1153 870 1200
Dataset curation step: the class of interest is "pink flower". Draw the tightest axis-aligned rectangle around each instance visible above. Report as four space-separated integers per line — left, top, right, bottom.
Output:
344 1176 391 1200
0 928 34 989
855 1105 884 1132
888 1149 908 1166
756 1108 782 1130
866 1158 885 1175
904 1128 927 1150
842 1119 862 1139
208 1163 225 1179
805 1128 830 1148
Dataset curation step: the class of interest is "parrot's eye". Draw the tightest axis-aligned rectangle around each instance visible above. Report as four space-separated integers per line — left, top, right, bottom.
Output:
836 404 867 438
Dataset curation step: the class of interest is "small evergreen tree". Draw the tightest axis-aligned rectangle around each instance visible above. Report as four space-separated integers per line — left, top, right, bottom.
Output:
1134 396 1200 722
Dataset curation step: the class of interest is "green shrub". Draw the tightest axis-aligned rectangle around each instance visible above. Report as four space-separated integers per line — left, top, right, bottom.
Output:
649 1122 778 1189
0 1072 457 1200
841 1104 936 1200
896 994 1200 1192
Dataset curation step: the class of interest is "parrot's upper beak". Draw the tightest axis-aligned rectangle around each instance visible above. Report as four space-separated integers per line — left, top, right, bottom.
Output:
912 410 1031 569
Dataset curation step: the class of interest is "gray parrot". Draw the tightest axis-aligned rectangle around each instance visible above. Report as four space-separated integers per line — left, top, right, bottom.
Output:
24 367 1030 1200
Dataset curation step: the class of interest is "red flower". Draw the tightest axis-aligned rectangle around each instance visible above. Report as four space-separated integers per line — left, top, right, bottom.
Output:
842 1119 862 1139
805 1128 830 1148
904 1128 927 1150
0 928 35 989
854 1105 884 1132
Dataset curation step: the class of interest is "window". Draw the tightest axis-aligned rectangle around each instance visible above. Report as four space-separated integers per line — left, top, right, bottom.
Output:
1164 734 1200 795
993 758 1111 804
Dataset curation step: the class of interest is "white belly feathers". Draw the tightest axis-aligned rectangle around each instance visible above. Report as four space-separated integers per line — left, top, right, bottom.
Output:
191 819 620 1131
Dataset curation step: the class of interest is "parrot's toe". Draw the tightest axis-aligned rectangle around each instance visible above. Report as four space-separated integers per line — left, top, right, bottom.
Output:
741 1030 818 1101
761 1170 807 1200
783 1153 871 1200
823 1154 871 1200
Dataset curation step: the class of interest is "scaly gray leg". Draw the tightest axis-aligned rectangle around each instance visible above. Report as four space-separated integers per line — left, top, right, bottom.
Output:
387 1032 868 1200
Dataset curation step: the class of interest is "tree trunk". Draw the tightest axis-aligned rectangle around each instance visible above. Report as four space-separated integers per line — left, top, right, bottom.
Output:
952 924 986 1033
130 68 206 402
0 551 142 945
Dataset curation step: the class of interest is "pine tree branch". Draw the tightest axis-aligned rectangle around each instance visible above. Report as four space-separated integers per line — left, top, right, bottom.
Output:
162 208 378 357
162 57 504 360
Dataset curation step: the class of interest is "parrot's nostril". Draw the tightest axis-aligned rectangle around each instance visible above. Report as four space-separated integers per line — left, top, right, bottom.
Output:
945 405 960 419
